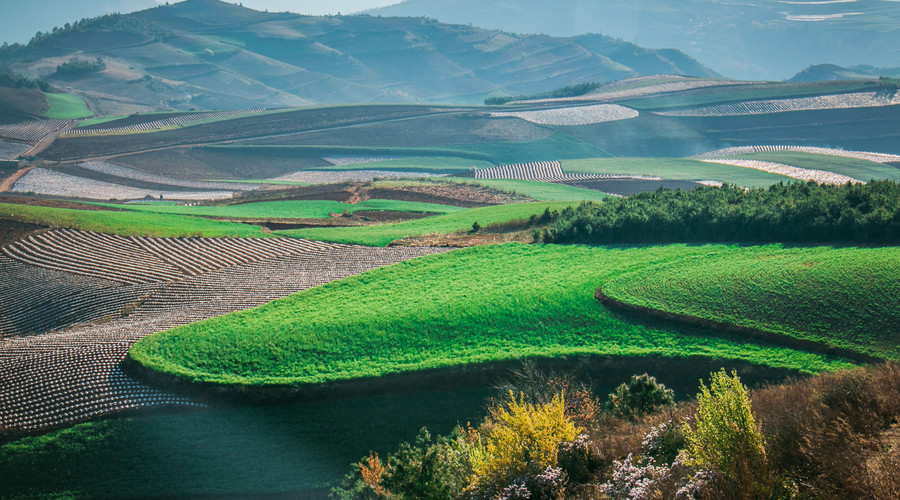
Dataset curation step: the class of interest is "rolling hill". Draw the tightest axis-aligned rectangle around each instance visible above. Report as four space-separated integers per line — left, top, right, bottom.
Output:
0 0 718 113
367 0 900 81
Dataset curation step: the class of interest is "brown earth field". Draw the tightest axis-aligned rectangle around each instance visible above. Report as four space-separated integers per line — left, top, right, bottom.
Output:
0 87 48 124
77 112 196 130
38 105 458 161
0 219 46 246
114 147 334 180
0 195 122 211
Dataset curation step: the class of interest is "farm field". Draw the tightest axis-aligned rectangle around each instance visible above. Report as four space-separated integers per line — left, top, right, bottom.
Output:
41 93 92 120
275 202 577 246
561 157 795 187
716 151 900 182
312 156 494 172
0 202 271 238
92 199 467 219
601 245 900 361
129 243 856 388
444 178 611 201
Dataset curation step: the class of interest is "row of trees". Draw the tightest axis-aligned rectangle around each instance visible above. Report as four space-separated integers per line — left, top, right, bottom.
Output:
0 72 50 91
542 180 900 244
485 82 602 105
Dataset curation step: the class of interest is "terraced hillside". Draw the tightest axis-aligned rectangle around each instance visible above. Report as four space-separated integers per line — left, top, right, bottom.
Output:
0 230 446 432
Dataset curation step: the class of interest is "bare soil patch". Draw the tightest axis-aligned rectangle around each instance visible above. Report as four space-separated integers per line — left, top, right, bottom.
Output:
0 219 46 246
0 87 48 123
367 182 525 208
0 194 122 211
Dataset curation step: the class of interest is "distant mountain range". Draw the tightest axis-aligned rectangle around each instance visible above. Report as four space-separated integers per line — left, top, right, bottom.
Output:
0 0 718 114
367 0 900 81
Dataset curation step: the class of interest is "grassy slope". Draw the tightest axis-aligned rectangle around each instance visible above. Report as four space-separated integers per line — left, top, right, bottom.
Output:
726 151 900 182
562 157 795 188
0 202 270 238
91 199 467 218
129 243 855 388
445 178 611 202
41 93 93 120
602 245 900 360
275 202 577 246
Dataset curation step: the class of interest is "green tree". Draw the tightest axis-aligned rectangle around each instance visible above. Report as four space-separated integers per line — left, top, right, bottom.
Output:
684 369 768 497
607 373 675 420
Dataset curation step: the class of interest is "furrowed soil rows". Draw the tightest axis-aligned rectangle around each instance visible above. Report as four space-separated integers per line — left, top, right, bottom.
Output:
472 161 659 182
272 170 440 184
694 146 900 164
0 120 70 142
699 158 865 184
656 91 900 116
62 109 266 136
11 168 236 200
77 161 254 191
39 106 452 161
0 233 446 432
490 104 638 125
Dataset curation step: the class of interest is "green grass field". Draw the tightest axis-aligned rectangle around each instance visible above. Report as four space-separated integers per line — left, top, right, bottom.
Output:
42 93 93 120
562 157 795 188
274 202 577 246
725 151 900 182
91 199 467 219
0 202 270 238
129 243 856 388
444 178 611 202
602 245 900 361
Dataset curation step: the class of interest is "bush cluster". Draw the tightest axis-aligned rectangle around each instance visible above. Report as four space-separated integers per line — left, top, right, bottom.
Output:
542 181 900 244
334 363 900 499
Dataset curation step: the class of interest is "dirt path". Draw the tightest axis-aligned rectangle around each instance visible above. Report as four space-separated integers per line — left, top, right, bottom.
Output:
0 166 35 193
23 120 75 158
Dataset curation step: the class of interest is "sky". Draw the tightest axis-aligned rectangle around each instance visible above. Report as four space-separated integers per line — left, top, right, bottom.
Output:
0 0 397 45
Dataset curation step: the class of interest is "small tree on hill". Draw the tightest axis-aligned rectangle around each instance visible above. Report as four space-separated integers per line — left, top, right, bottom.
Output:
607 373 675 420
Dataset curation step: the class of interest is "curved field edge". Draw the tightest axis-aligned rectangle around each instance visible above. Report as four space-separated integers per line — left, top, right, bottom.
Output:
601 245 900 361
128 243 856 392
0 202 272 238
274 202 579 246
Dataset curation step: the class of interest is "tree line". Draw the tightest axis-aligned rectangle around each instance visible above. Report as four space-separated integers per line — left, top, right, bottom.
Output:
541 180 900 244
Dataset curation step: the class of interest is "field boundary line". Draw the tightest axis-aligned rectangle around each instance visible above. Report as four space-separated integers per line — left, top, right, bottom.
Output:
594 287 883 364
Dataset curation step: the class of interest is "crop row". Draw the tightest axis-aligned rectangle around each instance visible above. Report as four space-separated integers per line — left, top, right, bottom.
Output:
0 240 446 431
655 91 900 117
693 145 900 164
0 119 69 142
11 167 236 200
61 109 266 136
2 228 343 285
473 161 660 182
699 159 865 185
323 156 403 166
272 169 440 184
77 161 254 191
491 104 639 126
0 139 31 160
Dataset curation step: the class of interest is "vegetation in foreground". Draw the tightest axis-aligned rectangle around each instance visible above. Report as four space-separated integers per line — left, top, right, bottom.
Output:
129 243 858 388
602 245 900 361
0 202 272 238
335 362 900 499
543 181 900 245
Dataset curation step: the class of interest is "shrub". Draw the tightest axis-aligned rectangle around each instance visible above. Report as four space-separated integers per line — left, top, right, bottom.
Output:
683 369 768 497
331 427 475 500
495 361 602 428
607 373 675 420
468 392 580 497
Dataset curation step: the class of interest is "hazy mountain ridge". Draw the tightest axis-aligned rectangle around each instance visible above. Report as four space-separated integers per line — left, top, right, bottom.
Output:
0 0 719 113
367 0 900 81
